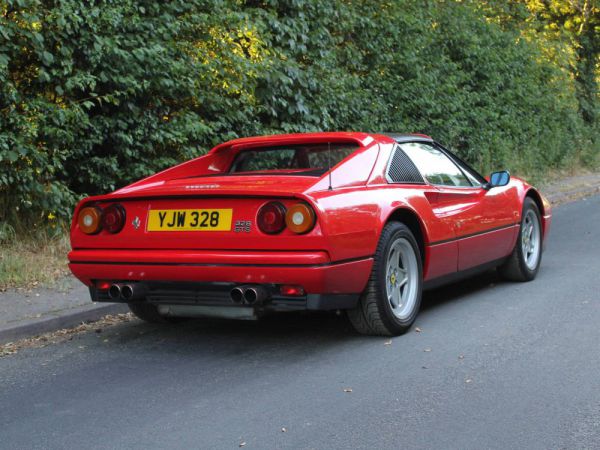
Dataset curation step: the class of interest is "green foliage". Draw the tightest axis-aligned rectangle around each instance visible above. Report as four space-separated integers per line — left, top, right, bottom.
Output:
0 0 597 229
479 0 599 124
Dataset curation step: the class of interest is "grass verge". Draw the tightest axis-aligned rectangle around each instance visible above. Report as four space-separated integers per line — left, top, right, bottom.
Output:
0 227 70 291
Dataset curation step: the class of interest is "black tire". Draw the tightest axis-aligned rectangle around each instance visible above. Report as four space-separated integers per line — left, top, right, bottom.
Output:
498 197 543 281
128 302 180 324
347 222 423 336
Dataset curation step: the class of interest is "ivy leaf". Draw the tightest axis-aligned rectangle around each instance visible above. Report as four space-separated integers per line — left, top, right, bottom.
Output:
41 51 54 65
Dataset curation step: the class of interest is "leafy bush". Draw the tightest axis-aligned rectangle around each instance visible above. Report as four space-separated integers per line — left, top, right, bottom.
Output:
0 0 597 228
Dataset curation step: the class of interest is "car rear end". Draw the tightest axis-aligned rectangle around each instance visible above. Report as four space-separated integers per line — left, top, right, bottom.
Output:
68 134 377 319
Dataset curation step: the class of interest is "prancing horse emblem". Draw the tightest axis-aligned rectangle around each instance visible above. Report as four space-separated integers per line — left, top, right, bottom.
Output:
132 216 141 229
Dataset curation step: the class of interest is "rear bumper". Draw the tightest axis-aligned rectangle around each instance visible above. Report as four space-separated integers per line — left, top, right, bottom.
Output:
68 249 373 295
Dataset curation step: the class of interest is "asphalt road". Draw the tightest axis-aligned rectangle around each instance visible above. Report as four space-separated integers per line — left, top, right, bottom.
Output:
1 195 599 450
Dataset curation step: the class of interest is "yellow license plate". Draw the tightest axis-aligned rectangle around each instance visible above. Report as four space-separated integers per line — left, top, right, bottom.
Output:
147 209 233 231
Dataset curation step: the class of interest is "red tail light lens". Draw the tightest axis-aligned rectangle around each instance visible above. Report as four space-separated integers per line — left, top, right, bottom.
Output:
280 285 305 296
101 204 126 234
96 280 112 291
257 202 286 234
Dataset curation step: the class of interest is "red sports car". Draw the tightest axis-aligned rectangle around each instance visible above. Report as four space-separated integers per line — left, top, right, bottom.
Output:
68 132 551 336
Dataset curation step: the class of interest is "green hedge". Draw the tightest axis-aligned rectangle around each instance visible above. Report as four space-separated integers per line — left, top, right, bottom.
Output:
0 0 596 228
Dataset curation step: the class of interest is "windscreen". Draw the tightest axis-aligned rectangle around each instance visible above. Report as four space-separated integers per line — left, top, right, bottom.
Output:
230 143 359 176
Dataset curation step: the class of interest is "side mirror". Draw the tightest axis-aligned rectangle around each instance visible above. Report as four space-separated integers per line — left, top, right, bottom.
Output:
485 170 510 190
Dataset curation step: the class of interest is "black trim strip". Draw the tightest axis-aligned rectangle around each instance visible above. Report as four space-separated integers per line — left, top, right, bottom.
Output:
69 255 374 269
87 194 301 204
424 257 507 290
428 223 519 247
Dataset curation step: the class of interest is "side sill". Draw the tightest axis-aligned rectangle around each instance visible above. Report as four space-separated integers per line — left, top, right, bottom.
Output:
423 257 507 291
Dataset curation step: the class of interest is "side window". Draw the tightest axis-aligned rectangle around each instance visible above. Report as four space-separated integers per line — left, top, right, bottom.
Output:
460 166 483 187
399 142 472 187
439 145 487 186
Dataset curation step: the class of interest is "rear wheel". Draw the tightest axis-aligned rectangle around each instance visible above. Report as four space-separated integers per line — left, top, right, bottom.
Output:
499 197 543 281
347 222 423 336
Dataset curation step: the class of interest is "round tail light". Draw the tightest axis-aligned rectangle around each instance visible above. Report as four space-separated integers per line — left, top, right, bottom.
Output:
78 206 102 234
285 203 316 234
257 202 286 234
101 204 126 234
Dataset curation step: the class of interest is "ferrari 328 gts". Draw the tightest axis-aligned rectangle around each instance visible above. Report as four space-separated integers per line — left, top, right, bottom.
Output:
68 132 551 336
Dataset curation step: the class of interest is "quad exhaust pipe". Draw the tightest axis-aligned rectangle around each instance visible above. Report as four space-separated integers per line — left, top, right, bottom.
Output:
108 282 267 305
230 285 269 305
108 283 145 302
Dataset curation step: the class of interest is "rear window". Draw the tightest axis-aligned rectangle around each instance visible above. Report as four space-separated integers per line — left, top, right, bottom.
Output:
230 144 359 176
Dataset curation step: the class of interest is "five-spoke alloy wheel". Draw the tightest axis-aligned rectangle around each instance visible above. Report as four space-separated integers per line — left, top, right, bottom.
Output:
385 238 419 321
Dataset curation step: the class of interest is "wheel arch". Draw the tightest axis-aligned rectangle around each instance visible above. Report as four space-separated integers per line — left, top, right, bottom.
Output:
384 208 427 266
525 188 545 216
524 187 550 238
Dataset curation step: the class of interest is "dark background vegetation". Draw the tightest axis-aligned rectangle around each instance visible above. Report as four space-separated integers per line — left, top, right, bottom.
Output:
1 0 598 231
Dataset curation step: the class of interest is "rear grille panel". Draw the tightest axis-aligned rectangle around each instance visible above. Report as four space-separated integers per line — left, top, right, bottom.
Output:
145 281 237 306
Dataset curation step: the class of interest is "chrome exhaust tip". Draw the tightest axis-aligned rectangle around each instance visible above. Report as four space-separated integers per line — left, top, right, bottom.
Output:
230 287 244 304
108 284 122 300
243 286 268 305
120 284 145 301
121 285 134 301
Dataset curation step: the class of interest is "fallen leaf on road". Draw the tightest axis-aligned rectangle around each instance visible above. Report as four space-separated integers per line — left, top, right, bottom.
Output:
343 388 353 393
415 327 422 332
424 348 431 352
0 347 17 357
281 427 287 433
465 379 472 383
239 442 246 447
458 354 465 360
384 339 392 346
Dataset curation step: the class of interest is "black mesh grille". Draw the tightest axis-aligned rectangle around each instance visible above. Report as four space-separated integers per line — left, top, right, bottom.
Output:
387 148 424 183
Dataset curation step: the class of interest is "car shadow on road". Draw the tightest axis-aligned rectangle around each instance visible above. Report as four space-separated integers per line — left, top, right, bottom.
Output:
421 269 502 312
100 269 504 361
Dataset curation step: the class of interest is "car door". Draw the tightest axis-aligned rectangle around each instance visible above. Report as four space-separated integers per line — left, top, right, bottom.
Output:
399 142 516 272
438 145 518 270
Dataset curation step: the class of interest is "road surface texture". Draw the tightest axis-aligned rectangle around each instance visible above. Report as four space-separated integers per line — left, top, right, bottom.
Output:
1 194 599 450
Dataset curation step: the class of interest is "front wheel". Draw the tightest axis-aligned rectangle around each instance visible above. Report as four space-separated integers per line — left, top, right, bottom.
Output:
347 222 423 336
499 197 543 281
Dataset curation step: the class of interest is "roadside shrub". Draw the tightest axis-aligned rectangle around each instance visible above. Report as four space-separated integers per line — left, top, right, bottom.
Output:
0 0 596 228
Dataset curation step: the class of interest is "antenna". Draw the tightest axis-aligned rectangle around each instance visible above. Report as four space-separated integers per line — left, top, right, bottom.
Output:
327 142 333 190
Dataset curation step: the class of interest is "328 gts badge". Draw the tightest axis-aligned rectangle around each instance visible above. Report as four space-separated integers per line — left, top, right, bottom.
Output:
234 220 252 233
